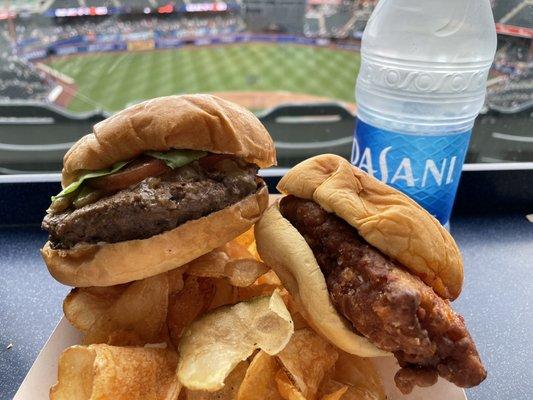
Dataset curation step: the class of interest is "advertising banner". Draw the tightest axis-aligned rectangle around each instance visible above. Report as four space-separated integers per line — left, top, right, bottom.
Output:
127 39 155 52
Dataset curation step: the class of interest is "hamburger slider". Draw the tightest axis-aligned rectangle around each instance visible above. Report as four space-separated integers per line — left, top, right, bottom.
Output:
255 154 486 394
41 94 275 287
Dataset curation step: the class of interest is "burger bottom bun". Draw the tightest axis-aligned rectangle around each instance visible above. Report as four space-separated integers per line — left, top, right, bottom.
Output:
255 201 389 358
42 184 269 287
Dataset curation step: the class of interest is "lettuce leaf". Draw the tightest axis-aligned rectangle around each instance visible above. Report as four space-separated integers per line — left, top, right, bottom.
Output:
146 149 207 169
51 161 129 201
51 149 207 201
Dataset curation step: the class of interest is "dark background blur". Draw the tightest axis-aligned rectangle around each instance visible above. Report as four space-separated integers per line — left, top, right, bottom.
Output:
0 0 531 172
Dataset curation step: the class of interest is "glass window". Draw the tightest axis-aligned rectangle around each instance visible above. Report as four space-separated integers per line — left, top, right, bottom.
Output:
0 0 531 173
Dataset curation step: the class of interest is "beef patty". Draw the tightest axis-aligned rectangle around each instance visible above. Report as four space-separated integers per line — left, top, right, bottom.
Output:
43 160 259 249
279 195 486 394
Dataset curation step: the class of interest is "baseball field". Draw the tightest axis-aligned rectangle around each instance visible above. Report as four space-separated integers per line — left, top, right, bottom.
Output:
47 43 361 112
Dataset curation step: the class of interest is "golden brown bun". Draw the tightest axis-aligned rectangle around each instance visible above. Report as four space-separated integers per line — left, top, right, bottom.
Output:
62 94 276 186
277 154 463 300
42 185 268 287
255 202 389 357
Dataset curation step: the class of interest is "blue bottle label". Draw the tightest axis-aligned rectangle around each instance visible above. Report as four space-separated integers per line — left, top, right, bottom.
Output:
351 119 471 224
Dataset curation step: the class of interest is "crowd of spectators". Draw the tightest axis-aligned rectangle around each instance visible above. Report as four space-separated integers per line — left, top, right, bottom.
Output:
8 14 245 49
493 36 531 78
153 15 246 39
0 33 54 102
304 0 376 39
487 69 533 112
49 0 180 9
1 0 531 104
0 12 244 101
0 51 53 102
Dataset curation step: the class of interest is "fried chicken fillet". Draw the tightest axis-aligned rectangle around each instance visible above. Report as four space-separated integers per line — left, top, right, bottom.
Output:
280 195 486 394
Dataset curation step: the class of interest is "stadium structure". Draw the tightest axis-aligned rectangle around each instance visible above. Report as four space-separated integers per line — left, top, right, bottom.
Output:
473 0 533 163
0 0 531 172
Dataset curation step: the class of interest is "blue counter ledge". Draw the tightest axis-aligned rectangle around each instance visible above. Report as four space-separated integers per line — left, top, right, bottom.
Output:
1 212 532 400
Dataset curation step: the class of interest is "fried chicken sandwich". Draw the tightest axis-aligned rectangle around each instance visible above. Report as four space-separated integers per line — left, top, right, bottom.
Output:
42 94 275 287
255 154 486 394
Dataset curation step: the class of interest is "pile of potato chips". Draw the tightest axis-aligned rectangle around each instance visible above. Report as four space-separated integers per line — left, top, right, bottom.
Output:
51 229 385 400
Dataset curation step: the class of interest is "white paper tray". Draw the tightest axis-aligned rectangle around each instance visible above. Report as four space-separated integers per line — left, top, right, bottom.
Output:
14 317 467 400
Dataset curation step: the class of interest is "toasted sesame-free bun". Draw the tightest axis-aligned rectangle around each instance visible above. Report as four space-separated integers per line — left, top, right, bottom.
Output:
42 185 268 287
255 202 390 357
62 94 276 186
276 154 463 300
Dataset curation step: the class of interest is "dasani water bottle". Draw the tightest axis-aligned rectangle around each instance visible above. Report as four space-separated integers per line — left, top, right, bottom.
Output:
352 0 497 225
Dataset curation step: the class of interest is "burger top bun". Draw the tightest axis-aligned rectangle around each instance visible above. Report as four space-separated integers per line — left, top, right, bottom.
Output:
277 154 463 300
62 94 276 186
255 202 390 357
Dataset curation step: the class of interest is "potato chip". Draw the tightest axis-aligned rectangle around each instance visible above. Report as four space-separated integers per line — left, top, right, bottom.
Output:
343 387 379 400
322 386 382 400
207 278 238 310
237 351 283 400
225 259 270 287
256 270 282 286
84 274 169 345
228 238 256 259
177 290 294 392
321 387 348 400
278 373 349 400
50 344 180 400
233 229 264 263
317 380 348 400
288 312 309 330
234 227 255 250
82 285 130 297
236 197 282 261
284 293 309 330
236 283 279 302
106 330 144 346
276 328 339 399
275 370 306 400
185 361 249 400
63 285 128 332
185 248 228 277
247 240 262 261
334 352 385 400
186 242 269 287
167 276 216 348
167 266 188 294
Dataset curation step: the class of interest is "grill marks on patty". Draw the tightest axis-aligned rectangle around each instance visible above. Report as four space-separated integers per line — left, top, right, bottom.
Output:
279 195 486 394
42 160 259 249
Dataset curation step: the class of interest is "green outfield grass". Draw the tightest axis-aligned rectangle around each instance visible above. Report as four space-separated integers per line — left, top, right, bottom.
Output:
48 43 360 112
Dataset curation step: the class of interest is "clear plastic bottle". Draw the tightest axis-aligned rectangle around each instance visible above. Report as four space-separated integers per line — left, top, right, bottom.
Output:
351 0 497 225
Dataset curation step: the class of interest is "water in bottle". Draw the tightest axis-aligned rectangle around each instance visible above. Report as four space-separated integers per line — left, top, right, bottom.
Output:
351 0 497 225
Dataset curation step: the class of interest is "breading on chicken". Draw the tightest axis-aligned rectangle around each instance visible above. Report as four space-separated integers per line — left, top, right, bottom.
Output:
280 195 487 394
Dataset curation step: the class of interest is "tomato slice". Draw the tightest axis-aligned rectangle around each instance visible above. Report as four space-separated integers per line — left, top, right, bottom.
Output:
88 157 171 192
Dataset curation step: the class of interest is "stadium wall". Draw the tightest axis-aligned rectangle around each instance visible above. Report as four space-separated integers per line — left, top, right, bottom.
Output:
20 33 360 61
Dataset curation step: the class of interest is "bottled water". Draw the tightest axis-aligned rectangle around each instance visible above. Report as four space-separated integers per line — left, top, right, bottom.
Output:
351 0 497 225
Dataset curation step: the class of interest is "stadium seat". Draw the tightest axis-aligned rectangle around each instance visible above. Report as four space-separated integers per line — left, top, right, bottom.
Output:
0 103 106 173
84 0 116 7
505 4 533 28
259 103 355 168
50 0 82 8
492 0 527 21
